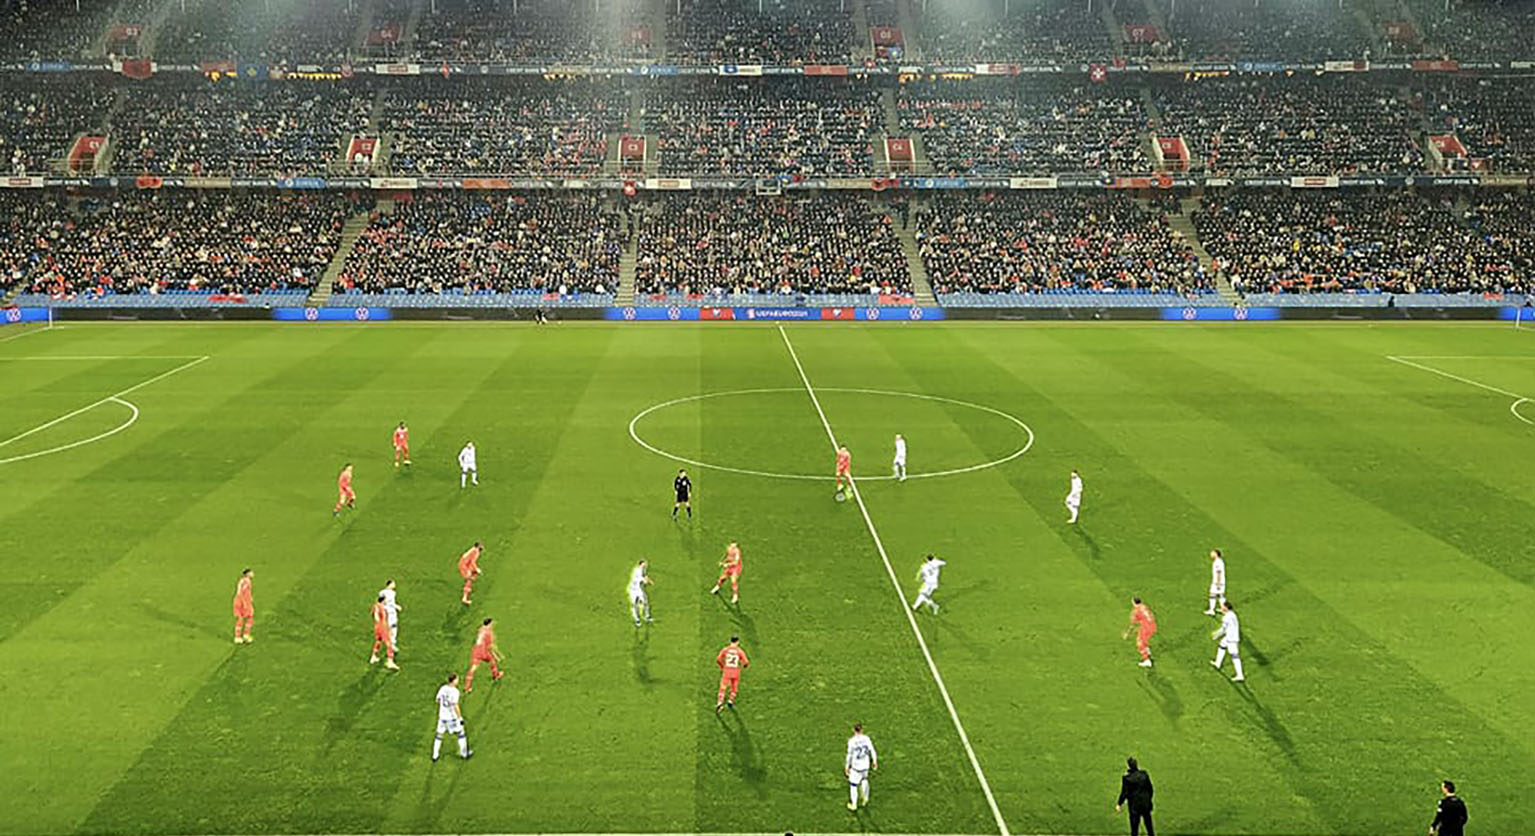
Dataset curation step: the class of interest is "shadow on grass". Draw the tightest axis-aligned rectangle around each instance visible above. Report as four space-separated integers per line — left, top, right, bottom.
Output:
1070 525 1102 560
323 667 389 753
729 607 758 651
716 709 767 796
1235 680 1299 765
632 625 654 686
138 602 223 641
1137 670 1184 728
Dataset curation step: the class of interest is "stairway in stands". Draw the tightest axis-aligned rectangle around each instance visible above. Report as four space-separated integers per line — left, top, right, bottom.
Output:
307 206 378 306
1162 196 1241 303
894 209 937 307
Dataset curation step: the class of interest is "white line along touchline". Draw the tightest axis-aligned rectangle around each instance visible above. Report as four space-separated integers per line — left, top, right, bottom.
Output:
1385 354 1535 426
777 326 1012 836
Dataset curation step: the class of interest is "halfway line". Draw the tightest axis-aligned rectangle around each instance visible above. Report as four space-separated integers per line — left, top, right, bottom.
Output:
0 355 209 451
776 326 1012 836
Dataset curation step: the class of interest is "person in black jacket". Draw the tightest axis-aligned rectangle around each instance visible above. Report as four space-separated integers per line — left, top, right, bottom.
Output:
1430 780 1468 836
1115 756 1154 836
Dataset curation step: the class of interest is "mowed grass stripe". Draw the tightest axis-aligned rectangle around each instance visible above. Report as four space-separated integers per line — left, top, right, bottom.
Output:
78 328 587 835
997 327 1534 834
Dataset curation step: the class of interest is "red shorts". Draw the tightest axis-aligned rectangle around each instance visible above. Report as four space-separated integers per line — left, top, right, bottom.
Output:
471 649 494 665
233 602 253 618
374 626 391 643
836 465 850 475
723 566 741 578
339 488 356 502
719 670 740 685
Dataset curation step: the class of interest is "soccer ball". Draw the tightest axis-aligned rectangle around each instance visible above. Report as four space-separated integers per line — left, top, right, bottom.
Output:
835 490 847 503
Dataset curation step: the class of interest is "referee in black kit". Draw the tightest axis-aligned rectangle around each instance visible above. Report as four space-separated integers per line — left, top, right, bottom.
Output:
1430 780 1468 836
672 468 692 520
1115 756 1154 836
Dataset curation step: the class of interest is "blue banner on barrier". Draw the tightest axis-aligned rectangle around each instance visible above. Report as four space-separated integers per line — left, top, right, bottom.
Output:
605 306 700 321
1497 305 1532 321
605 306 947 322
1 306 51 324
1159 306 1281 321
272 306 393 321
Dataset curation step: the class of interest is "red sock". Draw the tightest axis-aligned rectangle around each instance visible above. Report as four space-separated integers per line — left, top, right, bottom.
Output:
465 666 475 689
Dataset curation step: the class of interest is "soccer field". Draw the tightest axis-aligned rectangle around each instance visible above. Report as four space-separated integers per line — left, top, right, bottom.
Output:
1 320 1532 836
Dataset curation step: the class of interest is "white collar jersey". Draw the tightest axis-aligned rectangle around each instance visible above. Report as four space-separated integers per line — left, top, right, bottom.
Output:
920 559 946 584
458 445 476 467
1211 557 1226 587
435 684 461 720
379 587 398 614
1218 610 1241 645
846 733 877 770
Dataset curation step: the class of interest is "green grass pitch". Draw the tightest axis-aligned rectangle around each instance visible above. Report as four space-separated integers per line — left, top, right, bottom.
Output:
1 321 1531 836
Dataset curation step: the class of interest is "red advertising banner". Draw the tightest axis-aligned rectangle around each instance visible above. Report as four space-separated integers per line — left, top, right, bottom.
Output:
620 135 646 160
700 307 736 320
68 135 105 172
1124 24 1160 43
820 307 855 320
885 137 913 163
1412 59 1459 72
871 26 903 46
804 64 850 76
1430 134 1468 157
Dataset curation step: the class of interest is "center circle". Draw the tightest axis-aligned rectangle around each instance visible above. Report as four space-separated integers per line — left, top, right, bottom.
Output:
627 388 1034 481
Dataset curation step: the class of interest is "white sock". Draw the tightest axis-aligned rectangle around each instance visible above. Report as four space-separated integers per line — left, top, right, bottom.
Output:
458 733 469 756
644 600 652 620
849 783 859 806
1215 647 1227 667
1232 657 1245 678
631 603 640 624
860 778 870 801
461 472 467 487
913 592 929 610
1207 596 1216 611
432 736 442 759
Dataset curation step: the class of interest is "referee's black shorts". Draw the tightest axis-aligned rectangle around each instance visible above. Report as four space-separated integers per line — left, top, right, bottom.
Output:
675 492 690 503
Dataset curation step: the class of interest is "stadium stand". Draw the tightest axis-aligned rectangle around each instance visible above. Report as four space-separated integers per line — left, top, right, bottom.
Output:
1194 189 1525 296
0 0 116 61
1405 0 1535 62
1423 76 1535 174
333 192 620 304
917 0 1111 64
0 80 113 175
665 0 855 65
414 0 648 65
633 194 911 300
647 78 880 176
382 79 627 176
898 78 1150 175
0 191 65 294
917 191 1210 300
153 0 359 63
1153 0 1372 62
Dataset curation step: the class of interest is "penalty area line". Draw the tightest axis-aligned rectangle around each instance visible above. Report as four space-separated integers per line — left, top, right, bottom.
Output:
0 355 208 454
777 326 1012 836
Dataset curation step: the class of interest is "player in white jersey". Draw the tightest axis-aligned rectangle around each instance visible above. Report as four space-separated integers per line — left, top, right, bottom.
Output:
432 673 473 761
458 441 478 488
1204 548 1227 615
378 578 402 649
892 434 907 482
1065 469 1083 523
911 554 945 614
844 723 878 810
1210 600 1245 681
628 559 653 627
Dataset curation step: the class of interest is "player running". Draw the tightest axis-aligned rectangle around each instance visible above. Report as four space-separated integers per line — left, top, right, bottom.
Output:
709 541 742 604
333 463 356 517
393 422 411 468
1123 596 1157 668
379 578 401 650
231 568 254 645
672 468 692 520
1065 469 1083 524
432 673 472 762
835 445 852 497
458 441 478 488
369 594 400 670
465 617 504 692
1204 548 1227 615
911 554 945 614
715 635 750 713
845 723 878 810
458 541 483 606
892 434 907 482
1211 600 1245 681
628 559 653 627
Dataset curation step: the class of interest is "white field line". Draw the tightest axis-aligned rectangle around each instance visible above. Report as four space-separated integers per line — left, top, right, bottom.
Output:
1385 355 1528 400
0 397 139 466
777 326 1011 836
0 355 208 452
0 354 207 361
0 324 56 343
1386 355 1535 427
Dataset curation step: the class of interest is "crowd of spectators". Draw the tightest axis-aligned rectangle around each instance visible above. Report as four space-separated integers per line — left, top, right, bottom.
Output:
1194 189 1522 295
110 81 371 176
0 191 67 294
648 78 879 176
153 0 359 63
1406 0 1535 62
0 0 116 61
1465 189 1535 289
336 192 620 296
1154 0 1372 62
634 194 911 296
0 81 113 175
917 191 1207 295
1424 76 1535 173
918 0 1110 64
666 0 854 65
898 78 1149 175
24 191 360 298
415 0 650 65
1153 76 1422 176
383 79 627 175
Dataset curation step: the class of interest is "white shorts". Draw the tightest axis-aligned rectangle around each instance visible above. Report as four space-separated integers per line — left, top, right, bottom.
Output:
461 465 476 473
1209 585 1226 598
918 582 937 597
629 589 647 607
1221 641 1240 657
436 715 464 736
893 455 906 466
1066 495 1081 509
848 768 868 786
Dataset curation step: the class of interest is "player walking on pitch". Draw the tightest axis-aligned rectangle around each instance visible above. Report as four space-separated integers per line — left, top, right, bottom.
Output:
1065 469 1083 523
1211 600 1245 681
672 468 692 520
1123 597 1157 667
628 559 653 627
333 463 356 516
709 542 742 604
1204 549 1227 615
845 723 878 810
393 422 410 468
892 434 907 482
715 635 750 713
458 541 483 606
232 568 254 644
835 445 852 497
465 617 504 692
458 441 478 488
432 673 472 761
369 594 400 670
379 578 402 649
912 554 945 614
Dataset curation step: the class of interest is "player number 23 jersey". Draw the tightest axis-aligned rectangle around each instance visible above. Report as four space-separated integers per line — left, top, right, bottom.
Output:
847 734 876 770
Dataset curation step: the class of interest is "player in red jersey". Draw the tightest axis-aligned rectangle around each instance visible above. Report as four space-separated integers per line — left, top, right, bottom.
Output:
333 463 356 516
231 568 254 644
835 445 852 495
392 422 411 468
715 635 750 713
458 541 483 606
369 594 400 670
1122 596 1157 668
709 541 742 604
464 617 504 692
